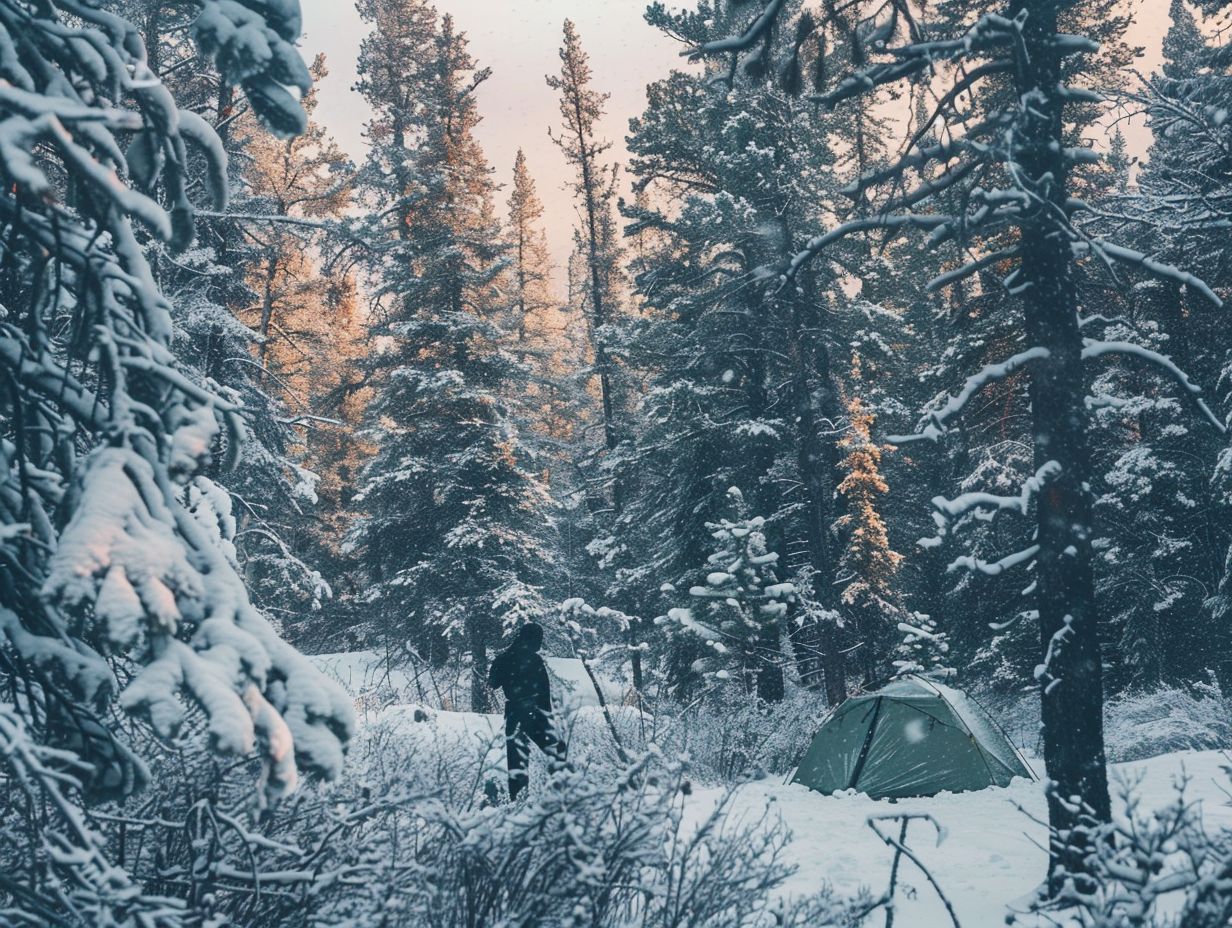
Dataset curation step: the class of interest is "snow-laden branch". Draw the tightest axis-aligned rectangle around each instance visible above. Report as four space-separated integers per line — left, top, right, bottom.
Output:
888 347 1050 444
933 461 1062 522
785 215 949 280
948 544 1040 576
1081 240 1224 308
686 0 786 59
1082 339 1227 434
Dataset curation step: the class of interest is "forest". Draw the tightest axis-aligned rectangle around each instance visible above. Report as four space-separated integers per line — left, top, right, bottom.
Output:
3 0 1232 924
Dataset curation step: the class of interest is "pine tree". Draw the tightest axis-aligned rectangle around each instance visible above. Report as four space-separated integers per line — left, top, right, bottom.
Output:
667 488 793 701
835 385 905 685
0 2 352 920
1163 0 1206 79
350 7 553 711
507 150 556 349
547 19 629 460
505 151 578 446
894 613 955 680
225 55 355 626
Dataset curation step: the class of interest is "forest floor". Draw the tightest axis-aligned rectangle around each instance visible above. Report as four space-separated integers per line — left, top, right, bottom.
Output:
313 651 1232 926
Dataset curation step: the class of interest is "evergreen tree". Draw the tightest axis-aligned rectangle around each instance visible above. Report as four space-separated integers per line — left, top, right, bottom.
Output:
548 20 628 459
504 151 581 451
1093 1 1232 692
894 613 955 679
667 488 793 701
507 150 557 351
835 386 906 685
228 55 355 627
0 1 352 920
350 6 553 711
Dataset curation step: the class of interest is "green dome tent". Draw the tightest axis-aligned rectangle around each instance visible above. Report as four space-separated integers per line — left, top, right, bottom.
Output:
792 675 1035 799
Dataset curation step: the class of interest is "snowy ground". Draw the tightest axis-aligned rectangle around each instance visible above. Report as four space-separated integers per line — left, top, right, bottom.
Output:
311 652 1232 926
689 751 1232 926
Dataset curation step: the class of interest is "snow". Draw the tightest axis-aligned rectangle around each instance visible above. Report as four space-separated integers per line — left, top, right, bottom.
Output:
544 656 623 709
310 646 1232 924
686 750 1232 927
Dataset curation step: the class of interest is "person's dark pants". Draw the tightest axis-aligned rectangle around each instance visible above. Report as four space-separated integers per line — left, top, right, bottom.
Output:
505 709 566 801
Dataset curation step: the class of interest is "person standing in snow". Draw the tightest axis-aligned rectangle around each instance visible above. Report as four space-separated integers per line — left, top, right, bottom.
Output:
487 622 567 800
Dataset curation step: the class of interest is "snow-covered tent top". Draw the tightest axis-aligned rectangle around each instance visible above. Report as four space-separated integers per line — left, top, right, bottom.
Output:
792 676 1034 799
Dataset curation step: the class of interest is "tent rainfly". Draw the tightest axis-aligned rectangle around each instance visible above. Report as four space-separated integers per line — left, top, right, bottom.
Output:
792 675 1035 799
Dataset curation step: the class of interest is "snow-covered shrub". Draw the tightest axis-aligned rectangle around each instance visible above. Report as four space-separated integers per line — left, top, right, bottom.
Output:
647 683 831 784
92 701 861 927
975 683 1232 765
1103 684 1232 763
296 728 865 928
1019 772 1232 926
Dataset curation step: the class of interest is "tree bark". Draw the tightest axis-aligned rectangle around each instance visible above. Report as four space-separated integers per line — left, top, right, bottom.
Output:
1011 0 1111 887
790 270 847 707
468 613 491 713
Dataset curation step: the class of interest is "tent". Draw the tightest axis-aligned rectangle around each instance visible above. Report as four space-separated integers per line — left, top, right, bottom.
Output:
792 675 1034 799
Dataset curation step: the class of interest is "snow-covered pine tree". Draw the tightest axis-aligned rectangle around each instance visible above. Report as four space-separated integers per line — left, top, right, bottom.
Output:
667 488 793 701
1109 0 1232 691
350 6 553 711
503 152 596 613
222 54 355 629
548 19 628 461
0 1 353 921
835 382 906 685
503 151 579 473
894 613 954 679
619 67 790 698
545 20 649 689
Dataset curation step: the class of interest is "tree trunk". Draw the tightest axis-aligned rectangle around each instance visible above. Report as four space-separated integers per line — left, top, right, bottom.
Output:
790 274 847 707
754 622 785 703
468 614 491 713
1012 0 1111 887
256 250 278 382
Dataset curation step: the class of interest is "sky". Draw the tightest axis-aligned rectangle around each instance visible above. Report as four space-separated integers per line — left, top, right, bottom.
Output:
299 1 1169 286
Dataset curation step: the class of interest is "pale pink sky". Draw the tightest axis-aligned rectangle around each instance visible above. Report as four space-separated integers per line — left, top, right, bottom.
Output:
301 0 681 285
300 1 1169 286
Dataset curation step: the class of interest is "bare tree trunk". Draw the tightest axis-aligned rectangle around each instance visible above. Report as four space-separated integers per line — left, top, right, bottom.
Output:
1012 0 1111 886
468 613 491 713
790 274 847 706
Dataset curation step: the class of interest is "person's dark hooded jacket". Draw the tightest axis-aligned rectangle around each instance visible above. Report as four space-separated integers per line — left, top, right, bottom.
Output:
488 623 552 723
